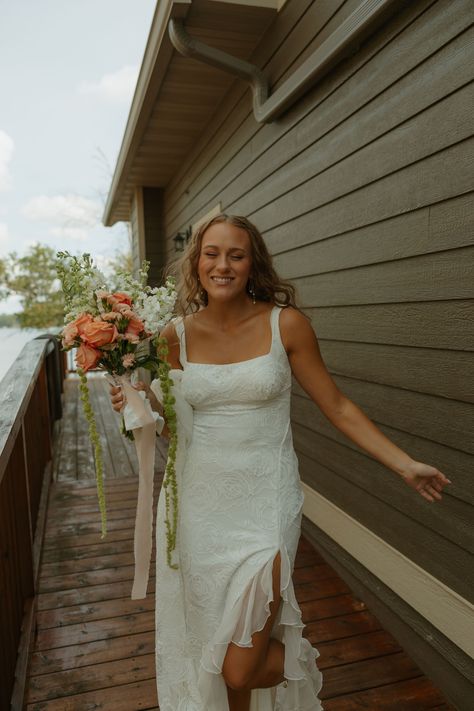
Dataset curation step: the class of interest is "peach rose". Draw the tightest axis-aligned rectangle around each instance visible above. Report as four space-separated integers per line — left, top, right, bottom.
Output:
75 343 101 372
112 291 132 306
62 313 94 347
81 320 118 347
73 313 94 333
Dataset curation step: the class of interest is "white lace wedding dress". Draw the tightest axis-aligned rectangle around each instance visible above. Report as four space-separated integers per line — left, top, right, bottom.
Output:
153 305 324 710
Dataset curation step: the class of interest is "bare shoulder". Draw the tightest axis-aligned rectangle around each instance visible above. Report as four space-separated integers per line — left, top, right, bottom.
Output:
160 319 179 345
158 318 182 369
278 304 315 354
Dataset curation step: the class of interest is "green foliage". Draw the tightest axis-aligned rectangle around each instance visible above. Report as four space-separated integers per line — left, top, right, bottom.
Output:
0 312 20 327
157 336 179 570
78 368 107 538
55 250 107 322
0 243 64 328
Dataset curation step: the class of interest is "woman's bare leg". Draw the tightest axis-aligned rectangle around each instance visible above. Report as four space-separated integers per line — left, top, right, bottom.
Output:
226 639 285 709
226 687 251 711
223 551 287 711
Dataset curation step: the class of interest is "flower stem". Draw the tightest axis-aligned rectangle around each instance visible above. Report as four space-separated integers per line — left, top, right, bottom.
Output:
157 336 179 569
77 368 107 538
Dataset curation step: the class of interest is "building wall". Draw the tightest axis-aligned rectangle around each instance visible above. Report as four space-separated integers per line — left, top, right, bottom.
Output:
152 0 473 703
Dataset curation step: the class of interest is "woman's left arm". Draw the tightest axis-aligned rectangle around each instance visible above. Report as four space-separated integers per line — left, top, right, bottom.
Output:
280 307 452 502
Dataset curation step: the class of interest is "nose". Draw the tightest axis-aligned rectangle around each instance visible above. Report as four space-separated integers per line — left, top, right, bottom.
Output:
214 254 231 271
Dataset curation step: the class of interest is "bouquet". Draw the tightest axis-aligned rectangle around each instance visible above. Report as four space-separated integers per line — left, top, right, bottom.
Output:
55 252 179 589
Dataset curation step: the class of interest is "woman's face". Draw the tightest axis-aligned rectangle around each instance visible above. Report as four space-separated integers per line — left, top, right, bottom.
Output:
197 222 253 303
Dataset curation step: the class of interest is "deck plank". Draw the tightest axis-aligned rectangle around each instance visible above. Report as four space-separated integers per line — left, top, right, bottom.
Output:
24 376 456 710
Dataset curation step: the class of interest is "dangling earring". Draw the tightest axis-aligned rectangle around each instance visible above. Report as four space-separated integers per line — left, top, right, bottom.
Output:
248 279 256 305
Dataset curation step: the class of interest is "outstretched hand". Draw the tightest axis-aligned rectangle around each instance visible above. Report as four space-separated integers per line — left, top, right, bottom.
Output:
400 461 452 502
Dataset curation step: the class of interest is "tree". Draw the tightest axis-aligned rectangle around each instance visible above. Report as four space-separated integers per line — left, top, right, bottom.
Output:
0 243 64 328
0 242 134 329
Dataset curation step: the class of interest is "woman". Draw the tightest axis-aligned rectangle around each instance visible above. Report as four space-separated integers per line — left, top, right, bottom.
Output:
110 213 451 711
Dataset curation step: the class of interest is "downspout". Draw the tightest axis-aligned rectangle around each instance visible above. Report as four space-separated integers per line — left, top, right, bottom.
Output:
168 0 401 123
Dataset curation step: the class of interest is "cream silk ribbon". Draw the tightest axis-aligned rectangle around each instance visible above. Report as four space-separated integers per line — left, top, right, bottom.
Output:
108 373 165 600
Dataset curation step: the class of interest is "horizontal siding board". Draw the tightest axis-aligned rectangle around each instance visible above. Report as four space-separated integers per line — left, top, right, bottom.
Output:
295 447 474 602
248 84 474 231
269 0 348 87
232 35 474 220
164 0 458 231
303 300 474 351
292 244 474 306
273 193 474 275
292 422 473 555
265 137 473 255
292 374 474 453
312 341 473 404
290 403 473 507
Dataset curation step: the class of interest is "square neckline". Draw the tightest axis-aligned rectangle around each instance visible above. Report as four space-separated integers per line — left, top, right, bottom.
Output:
179 305 279 367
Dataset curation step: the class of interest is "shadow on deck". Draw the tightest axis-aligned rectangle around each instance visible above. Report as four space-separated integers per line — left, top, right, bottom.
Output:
24 377 455 710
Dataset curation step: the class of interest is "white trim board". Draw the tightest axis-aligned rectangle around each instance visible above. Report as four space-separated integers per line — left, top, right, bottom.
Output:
301 482 474 658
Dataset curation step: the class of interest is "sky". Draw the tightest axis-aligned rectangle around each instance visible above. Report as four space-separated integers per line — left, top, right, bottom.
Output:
0 0 156 313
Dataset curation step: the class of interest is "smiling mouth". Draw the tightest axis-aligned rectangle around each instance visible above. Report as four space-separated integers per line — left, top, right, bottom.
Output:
211 277 234 284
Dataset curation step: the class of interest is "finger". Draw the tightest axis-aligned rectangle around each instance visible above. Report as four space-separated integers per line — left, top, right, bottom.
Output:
419 489 435 502
427 486 442 500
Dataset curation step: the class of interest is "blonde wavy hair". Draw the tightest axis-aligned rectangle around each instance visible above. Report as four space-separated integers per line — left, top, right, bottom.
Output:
166 213 306 316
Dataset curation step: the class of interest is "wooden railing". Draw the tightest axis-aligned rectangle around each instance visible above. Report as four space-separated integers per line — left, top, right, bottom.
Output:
0 334 66 711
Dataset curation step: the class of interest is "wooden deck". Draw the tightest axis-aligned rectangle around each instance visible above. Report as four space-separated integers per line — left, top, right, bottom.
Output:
24 376 456 710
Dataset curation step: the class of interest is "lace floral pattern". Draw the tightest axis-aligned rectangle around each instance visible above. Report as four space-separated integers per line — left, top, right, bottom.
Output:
155 306 324 710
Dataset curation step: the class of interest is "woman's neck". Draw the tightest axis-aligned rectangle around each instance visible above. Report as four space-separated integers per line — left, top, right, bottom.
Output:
202 295 258 330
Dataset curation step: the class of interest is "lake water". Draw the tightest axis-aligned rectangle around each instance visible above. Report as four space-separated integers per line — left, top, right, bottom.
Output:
0 327 47 382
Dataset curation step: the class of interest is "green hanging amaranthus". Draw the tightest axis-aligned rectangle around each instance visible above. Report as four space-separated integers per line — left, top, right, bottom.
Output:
77 368 107 538
156 335 179 569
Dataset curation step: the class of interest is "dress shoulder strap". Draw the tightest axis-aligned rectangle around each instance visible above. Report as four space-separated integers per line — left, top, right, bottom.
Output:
270 305 288 360
171 315 187 366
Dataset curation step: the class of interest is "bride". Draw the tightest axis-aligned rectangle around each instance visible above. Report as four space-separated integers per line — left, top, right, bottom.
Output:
110 213 451 711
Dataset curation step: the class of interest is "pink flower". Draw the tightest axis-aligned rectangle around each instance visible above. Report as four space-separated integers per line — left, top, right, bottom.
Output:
101 311 119 321
76 343 101 372
122 353 136 368
124 316 145 343
112 302 130 315
81 320 118 348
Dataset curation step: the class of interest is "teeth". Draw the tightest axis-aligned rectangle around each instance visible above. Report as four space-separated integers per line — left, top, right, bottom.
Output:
212 277 233 283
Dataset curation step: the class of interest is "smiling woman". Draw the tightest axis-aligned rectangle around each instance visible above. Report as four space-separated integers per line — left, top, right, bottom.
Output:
108 212 452 711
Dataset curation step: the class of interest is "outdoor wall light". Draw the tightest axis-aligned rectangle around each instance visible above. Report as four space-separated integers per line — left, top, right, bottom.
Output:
173 231 186 252
173 226 193 252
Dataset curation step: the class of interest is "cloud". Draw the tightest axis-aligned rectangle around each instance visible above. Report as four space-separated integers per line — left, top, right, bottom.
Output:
23 193 102 240
0 130 14 191
78 65 139 103
50 226 89 241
